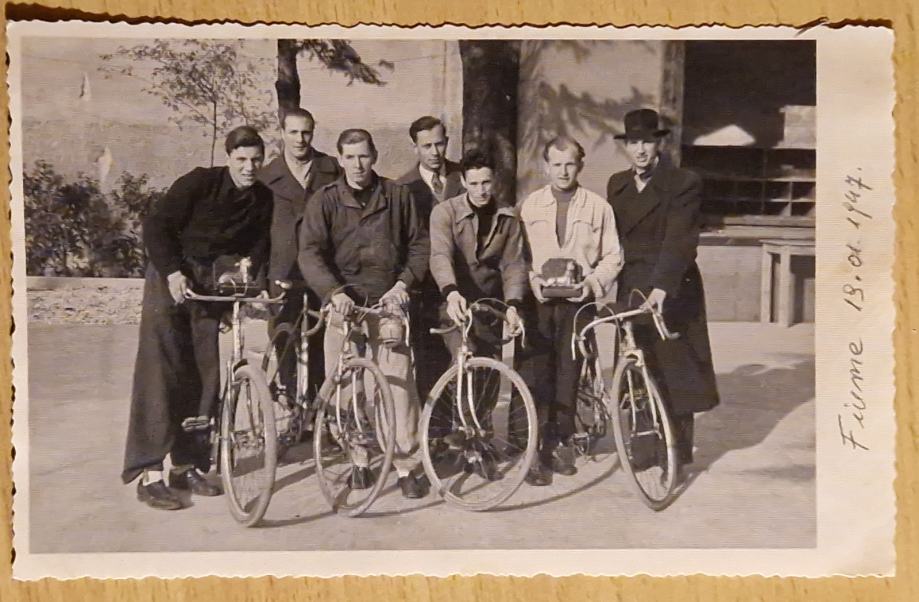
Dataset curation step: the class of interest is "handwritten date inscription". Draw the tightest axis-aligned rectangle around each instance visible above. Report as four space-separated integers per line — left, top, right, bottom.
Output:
838 171 873 451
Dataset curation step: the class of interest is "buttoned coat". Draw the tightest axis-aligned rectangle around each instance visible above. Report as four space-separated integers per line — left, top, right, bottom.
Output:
257 151 340 287
298 174 429 304
396 160 465 227
607 162 719 414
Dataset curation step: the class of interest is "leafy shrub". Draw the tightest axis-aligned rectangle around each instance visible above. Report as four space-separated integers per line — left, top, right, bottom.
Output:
23 161 164 277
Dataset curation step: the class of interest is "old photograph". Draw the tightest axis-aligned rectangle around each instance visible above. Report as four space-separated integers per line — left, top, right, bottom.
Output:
7 22 895 578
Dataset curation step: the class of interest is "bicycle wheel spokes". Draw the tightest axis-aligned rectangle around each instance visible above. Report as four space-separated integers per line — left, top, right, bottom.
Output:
263 326 303 459
220 364 277 526
421 357 537 511
611 359 678 510
573 360 615 459
314 358 395 517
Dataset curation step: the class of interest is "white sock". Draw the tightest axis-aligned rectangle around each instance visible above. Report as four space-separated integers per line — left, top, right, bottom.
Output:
143 470 164 485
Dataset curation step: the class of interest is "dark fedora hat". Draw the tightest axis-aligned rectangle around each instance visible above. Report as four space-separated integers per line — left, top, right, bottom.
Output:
614 108 671 141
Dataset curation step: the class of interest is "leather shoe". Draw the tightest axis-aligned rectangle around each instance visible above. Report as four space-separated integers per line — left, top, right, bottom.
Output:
169 468 222 497
348 466 374 490
464 449 501 481
546 445 578 476
398 475 426 499
524 462 552 487
414 471 431 495
137 480 183 510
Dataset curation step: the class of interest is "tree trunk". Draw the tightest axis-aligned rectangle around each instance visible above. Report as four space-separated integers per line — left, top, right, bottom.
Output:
210 99 217 167
276 40 302 123
459 40 520 204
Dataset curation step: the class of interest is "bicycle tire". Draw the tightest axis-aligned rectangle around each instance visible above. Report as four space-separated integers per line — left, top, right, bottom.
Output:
313 357 396 517
262 324 303 460
219 363 278 527
572 336 615 460
420 356 538 512
609 355 679 511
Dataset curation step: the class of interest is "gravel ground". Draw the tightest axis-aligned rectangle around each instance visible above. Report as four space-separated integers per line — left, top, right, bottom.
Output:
27 287 144 325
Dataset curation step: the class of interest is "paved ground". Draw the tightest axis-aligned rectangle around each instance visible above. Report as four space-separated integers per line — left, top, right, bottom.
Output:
24 320 814 552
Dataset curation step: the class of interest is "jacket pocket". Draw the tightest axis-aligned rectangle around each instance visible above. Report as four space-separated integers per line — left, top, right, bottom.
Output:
569 217 601 265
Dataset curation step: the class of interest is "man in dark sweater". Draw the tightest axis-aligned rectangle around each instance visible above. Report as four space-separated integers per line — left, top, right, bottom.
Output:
122 126 273 510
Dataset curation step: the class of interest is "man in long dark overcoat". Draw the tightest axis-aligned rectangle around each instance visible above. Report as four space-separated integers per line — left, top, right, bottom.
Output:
606 109 720 472
258 107 340 404
122 126 273 510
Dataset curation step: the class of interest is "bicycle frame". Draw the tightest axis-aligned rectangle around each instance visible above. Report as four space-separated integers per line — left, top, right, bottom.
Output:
326 305 407 449
573 304 677 448
434 300 524 438
183 290 284 461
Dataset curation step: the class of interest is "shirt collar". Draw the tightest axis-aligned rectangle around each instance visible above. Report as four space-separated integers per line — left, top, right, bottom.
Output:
284 151 313 176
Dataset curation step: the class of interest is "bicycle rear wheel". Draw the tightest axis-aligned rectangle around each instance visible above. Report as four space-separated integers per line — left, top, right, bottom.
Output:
420 357 538 511
219 363 278 526
313 357 396 517
610 355 679 511
573 336 615 461
263 324 304 460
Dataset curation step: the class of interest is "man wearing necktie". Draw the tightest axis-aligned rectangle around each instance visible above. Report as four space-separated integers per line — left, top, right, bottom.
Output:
258 107 341 412
397 116 465 402
606 108 720 482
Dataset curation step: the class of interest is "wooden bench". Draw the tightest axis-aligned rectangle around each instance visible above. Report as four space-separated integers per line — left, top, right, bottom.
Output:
760 239 816 326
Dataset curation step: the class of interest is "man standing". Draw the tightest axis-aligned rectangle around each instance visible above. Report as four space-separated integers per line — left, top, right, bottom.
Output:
299 128 431 499
397 116 464 402
428 150 527 479
606 108 720 479
518 136 623 486
430 149 526 348
123 126 273 510
258 108 340 406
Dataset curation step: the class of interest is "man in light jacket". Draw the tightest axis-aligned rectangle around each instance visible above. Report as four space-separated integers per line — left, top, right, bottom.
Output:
517 135 623 486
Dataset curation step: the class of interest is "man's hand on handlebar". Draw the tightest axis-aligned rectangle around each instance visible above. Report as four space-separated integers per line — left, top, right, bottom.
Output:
446 291 468 326
330 291 355 316
167 271 190 305
381 280 410 314
505 305 523 337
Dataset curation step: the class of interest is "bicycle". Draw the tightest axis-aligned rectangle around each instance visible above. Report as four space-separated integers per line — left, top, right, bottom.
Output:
183 287 284 527
260 287 326 461
573 299 681 511
420 299 538 511
307 301 400 517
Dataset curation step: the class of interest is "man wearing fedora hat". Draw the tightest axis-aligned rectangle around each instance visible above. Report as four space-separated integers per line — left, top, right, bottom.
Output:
606 108 720 481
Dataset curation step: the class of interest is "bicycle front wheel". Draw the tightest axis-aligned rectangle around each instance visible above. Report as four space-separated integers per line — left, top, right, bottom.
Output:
313 357 396 517
610 356 679 511
420 357 538 512
219 363 278 527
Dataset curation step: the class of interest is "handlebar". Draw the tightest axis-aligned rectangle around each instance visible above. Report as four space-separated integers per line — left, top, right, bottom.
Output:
184 289 286 305
430 300 525 346
572 303 679 360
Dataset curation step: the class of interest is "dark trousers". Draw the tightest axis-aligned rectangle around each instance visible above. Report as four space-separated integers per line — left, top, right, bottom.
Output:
674 413 695 465
121 264 221 484
516 300 592 447
411 286 453 402
632 322 697 465
268 287 325 398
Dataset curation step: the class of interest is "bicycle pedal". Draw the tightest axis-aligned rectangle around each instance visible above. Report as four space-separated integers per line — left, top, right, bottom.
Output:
181 416 210 433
